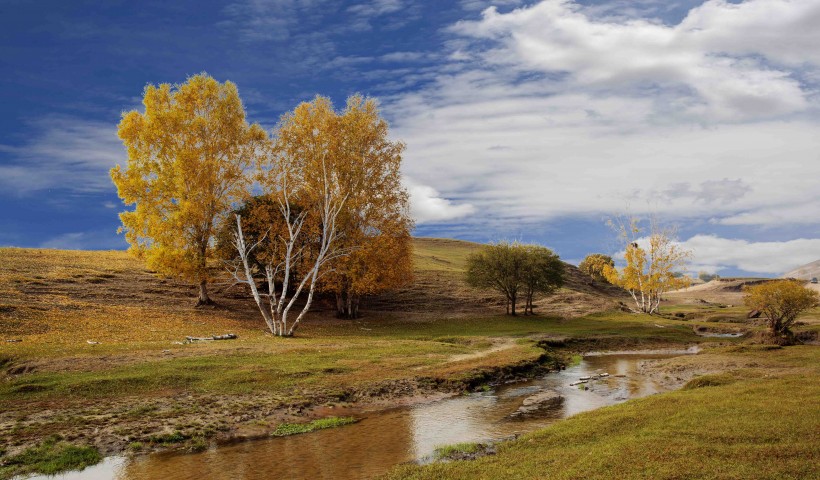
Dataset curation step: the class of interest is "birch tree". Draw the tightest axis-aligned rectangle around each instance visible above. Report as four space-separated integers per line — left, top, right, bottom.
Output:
229 97 349 336
603 217 691 314
321 95 413 319
111 74 266 305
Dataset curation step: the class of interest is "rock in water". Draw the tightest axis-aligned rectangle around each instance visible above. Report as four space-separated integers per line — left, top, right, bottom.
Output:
512 390 564 416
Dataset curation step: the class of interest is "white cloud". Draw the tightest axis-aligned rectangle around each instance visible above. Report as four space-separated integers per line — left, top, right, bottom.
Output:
405 179 475 223
0 115 123 194
39 230 125 250
384 0 820 234
678 234 820 274
451 0 818 121
460 0 524 11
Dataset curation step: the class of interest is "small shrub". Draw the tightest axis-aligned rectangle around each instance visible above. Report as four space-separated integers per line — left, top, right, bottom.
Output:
188 437 208 453
148 431 188 444
433 442 493 461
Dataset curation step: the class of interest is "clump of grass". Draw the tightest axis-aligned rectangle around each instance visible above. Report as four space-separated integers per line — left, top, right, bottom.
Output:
433 442 481 460
683 373 735 389
187 437 208 453
432 442 496 462
0 436 101 478
271 416 357 437
148 431 188 444
128 442 143 451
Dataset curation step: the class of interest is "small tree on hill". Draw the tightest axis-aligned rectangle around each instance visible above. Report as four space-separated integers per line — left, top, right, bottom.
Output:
698 271 719 282
465 242 563 316
744 280 818 341
579 254 614 282
521 245 564 315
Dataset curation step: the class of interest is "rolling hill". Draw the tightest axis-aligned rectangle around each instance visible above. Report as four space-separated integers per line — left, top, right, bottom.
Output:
783 259 820 280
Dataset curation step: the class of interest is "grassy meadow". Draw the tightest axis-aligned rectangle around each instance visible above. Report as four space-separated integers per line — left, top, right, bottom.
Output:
0 239 818 479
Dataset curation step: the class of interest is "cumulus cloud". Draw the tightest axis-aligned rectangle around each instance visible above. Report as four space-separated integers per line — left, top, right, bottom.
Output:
451 0 818 121
678 234 820 274
406 179 475 223
385 0 820 234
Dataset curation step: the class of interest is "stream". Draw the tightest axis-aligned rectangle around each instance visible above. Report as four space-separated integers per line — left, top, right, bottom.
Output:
27 347 697 480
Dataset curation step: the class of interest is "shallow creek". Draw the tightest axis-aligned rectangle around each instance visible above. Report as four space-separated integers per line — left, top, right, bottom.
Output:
30 347 697 480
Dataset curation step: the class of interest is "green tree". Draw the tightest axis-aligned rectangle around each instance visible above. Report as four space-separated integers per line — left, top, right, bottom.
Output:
521 245 564 315
466 242 563 316
111 74 266 305
744 280 818 341
578 254 614 282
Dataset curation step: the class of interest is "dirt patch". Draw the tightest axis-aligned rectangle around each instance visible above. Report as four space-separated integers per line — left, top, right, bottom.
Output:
447 338 517 363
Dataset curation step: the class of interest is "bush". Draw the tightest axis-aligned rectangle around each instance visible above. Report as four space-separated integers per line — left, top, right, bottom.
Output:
744 280 818 340
579 254 614 282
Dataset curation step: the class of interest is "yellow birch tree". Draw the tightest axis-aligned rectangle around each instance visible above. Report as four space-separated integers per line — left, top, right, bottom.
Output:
322 95 413 318
111 74 266 305
603 217 691 314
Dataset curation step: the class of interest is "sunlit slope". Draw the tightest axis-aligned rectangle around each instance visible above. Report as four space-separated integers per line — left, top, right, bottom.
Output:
367 238 624 316
783 259 820 280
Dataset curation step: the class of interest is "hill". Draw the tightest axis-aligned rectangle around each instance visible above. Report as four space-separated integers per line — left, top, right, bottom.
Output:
0 238 622 338
783 259 820 280
368 238 625 317
665 277 778 305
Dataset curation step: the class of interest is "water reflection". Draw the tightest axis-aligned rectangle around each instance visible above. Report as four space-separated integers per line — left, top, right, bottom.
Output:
27 351 690 480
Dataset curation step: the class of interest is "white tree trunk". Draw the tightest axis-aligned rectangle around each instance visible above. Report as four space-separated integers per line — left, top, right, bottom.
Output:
230 158 348 337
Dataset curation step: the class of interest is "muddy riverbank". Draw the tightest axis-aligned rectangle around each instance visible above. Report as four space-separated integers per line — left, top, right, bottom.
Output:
23 348 699 480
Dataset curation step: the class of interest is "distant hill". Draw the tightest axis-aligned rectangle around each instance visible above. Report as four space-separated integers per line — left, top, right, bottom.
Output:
783 259 820 280
0 238 625 326
367 237 626 318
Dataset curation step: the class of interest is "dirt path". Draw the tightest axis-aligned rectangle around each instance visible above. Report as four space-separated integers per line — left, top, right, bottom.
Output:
447 338 518 363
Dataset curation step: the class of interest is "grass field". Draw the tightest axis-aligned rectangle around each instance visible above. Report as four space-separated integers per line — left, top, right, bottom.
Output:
387 345 820 480
1 239 818 479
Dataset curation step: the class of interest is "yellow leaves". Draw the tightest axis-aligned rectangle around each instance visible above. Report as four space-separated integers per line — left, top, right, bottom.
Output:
257 95 413 299
607 217 692 313
111 74 266 287
743 279 819 332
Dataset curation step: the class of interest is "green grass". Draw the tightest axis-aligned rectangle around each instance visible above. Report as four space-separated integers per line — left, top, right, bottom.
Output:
0 436 101 479
271 416 357 437
386 346 820 480
433 442 484 460
0 313 710 403
412 237 482 272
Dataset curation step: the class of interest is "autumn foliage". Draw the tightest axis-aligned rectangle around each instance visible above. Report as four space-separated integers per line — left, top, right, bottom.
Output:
603 218 691 314
112 75 412 325
111 74 266 305
578 254 614 282
315 96 414 318
744 280 818 340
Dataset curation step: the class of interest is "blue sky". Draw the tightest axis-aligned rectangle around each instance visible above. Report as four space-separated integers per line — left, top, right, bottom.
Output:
2 0 819 276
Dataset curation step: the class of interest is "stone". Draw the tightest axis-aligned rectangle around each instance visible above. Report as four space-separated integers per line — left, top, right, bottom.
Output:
512 390 564 416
